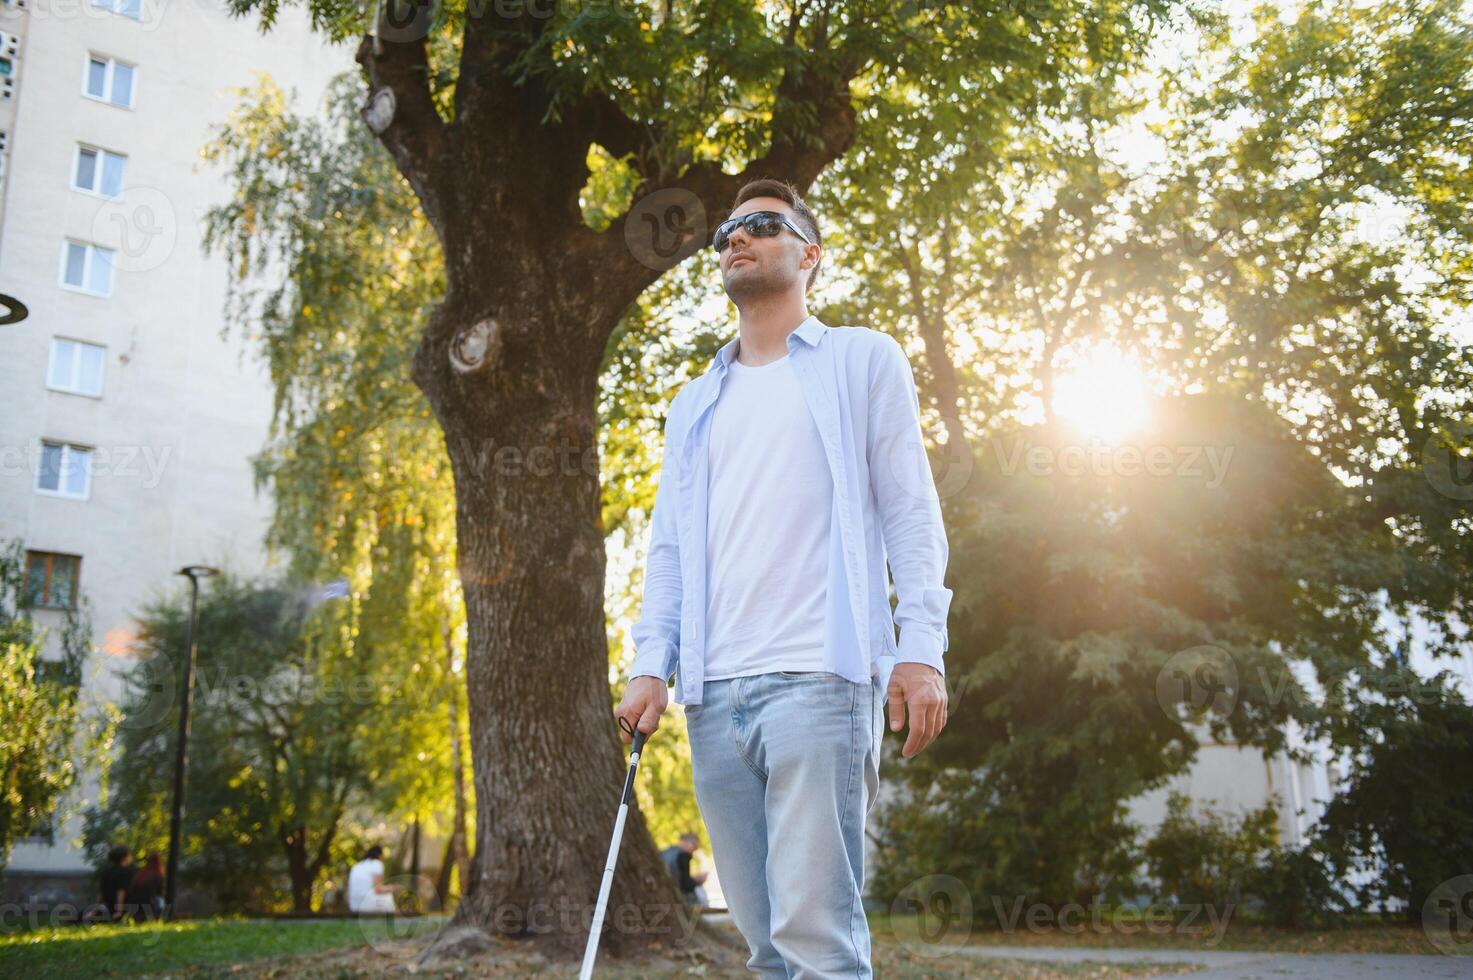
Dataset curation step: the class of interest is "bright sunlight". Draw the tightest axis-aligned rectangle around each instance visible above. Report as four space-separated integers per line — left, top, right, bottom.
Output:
1053 343 1152 442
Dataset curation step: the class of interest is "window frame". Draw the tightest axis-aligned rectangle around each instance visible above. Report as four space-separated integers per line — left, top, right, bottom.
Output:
24 551 82 611
82 53 137 108
59 239 115 297
71 143 127 199
35 440 94 500
89 0 142 22
47 337 107 398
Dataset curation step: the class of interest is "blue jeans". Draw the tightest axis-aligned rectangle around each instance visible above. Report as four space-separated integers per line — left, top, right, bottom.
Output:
685 670 883 979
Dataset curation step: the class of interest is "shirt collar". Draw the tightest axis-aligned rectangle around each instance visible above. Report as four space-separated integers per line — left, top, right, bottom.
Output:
711 314 827 374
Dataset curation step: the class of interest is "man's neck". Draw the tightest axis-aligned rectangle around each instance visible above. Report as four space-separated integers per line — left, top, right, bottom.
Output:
735 298 809 366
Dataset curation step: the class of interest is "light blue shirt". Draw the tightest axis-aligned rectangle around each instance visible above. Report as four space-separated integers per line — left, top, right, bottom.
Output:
626 314 953 707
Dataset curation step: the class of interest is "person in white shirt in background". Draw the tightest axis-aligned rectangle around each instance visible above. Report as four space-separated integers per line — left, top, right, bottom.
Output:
346 844 399 914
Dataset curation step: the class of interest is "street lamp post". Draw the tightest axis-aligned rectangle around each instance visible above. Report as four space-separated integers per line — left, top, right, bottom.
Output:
164 564 219 919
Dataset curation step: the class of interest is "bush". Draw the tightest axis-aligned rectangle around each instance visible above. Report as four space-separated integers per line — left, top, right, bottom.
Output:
1248 842 1346 928
1315 681 1473 919
1144 791 1277 909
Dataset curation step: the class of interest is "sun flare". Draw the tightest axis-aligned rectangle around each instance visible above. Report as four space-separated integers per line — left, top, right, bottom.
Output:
1053 343 1151 442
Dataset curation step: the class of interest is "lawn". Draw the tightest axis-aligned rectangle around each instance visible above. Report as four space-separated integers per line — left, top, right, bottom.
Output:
0 915 446 979
0 914 1191 979
8 908 1454 978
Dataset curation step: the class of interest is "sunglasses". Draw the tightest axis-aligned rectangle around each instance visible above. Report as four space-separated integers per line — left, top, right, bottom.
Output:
711 210 814 253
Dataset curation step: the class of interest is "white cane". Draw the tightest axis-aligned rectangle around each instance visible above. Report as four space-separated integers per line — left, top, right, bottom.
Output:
579 716 650 980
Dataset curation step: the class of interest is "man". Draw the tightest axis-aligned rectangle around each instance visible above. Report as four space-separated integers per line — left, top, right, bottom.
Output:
98 844 135 922
613 177 952 978
660 831 710 907
346 844 399 914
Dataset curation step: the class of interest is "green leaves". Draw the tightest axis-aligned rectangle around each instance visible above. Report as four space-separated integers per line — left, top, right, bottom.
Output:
0 539 113 875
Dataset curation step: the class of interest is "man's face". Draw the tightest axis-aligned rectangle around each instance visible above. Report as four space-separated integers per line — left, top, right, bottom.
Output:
718 196 816 303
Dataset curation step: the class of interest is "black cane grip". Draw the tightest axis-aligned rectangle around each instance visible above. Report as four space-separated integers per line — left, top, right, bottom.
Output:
618 715 650 755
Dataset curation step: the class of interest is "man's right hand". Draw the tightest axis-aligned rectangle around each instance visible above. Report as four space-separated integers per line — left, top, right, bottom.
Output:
614 675 669 744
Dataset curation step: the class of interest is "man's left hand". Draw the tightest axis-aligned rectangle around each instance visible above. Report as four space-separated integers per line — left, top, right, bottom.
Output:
886 662 948 758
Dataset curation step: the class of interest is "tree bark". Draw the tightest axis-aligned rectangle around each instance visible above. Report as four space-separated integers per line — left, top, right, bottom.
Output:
413 306 692 956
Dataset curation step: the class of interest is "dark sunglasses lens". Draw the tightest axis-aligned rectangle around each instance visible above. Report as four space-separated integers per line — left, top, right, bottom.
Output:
713 218 738 251
749 212 784 236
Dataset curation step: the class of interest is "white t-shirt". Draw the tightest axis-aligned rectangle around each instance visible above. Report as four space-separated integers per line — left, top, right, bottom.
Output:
346 858 385 912
703 349 832 680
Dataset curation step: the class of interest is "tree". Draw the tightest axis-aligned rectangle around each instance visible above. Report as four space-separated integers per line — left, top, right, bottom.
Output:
1316 677 1473 919
200 0 1186 955
866 0 1473 909
0 540 112 876
87 570 457 912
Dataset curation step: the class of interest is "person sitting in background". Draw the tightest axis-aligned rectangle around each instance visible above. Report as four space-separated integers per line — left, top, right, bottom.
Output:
98 845 135 922
126 852 166 921
660 832 709 907
346 844 399 914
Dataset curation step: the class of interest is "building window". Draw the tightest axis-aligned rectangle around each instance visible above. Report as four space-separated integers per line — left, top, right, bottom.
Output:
36 441 92 499
48 339 106 397
73 145 126 198
60 240 114 296
84 55 135 107
90 0 141 20
24 551 81 610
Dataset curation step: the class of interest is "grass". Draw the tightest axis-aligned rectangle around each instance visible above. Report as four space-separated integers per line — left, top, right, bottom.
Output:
0 913 1193 979
3 907 1457 978
866 910 1457 956
0 915 446 979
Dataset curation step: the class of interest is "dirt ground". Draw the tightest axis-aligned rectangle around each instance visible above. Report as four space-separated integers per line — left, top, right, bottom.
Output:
181 919 1195 979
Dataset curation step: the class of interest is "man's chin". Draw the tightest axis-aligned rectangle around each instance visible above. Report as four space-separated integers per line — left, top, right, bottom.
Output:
724 274 776 304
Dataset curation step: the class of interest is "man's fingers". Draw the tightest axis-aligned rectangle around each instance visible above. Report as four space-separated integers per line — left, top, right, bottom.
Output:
614 698 646 744
888 682 907 732
901 700 923 756
902 694 943 757
637 698 663 736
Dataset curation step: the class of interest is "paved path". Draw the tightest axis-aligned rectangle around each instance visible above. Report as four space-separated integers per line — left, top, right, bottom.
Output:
939 944 1473 978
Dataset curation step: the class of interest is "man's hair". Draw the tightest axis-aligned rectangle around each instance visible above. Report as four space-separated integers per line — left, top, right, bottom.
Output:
680 831 699 843
728 177 822 293
364 845 384 861
108 844 131 865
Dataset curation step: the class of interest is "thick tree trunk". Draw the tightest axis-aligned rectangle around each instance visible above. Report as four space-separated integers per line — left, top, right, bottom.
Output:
413 298 692 959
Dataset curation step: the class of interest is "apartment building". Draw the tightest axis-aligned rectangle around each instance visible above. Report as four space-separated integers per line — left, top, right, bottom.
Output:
0 0 347 905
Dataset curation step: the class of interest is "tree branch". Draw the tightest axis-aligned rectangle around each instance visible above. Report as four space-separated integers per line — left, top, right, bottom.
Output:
356 3 448 234
563 54 863 336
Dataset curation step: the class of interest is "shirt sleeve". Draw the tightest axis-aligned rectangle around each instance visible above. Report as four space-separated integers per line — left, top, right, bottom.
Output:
627 407 683 684
866 332 953 675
